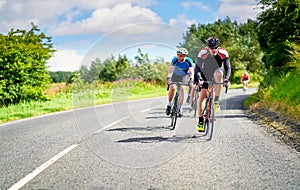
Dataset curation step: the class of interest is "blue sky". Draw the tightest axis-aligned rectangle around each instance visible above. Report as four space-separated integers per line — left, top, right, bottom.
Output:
0 0 261 71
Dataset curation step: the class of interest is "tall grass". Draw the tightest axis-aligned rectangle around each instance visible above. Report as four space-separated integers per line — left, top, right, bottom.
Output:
245 70 300 123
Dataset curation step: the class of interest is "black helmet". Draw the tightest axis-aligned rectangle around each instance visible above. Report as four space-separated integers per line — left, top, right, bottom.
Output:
206 36 219 48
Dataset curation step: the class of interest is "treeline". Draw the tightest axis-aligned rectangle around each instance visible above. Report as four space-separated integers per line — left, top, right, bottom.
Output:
75 19 264 85
49 49 169 84
74 48 169 84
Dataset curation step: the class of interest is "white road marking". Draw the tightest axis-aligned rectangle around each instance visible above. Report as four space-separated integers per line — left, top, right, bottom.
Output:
6 98 165 189
140 105 161 113
8 144 79 190
94 115 131 134
94 105 162 134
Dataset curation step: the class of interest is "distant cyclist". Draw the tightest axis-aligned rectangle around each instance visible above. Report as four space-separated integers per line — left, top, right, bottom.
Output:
195 37 231 132
166 48 194 117
240 71 250 89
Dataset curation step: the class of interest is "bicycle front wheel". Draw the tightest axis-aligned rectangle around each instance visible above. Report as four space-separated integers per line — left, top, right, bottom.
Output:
170 99 178 130
207 99 215 140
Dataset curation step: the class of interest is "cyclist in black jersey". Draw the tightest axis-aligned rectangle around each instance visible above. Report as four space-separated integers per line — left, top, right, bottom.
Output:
195 37 231 132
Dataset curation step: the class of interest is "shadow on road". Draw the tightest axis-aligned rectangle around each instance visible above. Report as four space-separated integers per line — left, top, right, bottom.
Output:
106 126 170 132
216 114 248 119
116 135 210 143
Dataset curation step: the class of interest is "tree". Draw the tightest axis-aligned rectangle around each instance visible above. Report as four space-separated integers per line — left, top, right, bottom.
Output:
180 18 263 81
98 55 129 82
134 48 150 65
257 0 300 74
78 65 91 82
0 23 55 105
50 71 72 83
89 58 103 81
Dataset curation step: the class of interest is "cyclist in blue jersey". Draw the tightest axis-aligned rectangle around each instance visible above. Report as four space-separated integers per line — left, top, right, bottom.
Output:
196 37 231 132
166 48 194 117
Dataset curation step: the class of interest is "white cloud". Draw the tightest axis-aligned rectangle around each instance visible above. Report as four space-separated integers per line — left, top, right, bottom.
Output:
0 0 161 35
169 14 197 29
217 0 261 22
47 49 83 71
182 1 210 12
0 0 70 33
50 3 162 36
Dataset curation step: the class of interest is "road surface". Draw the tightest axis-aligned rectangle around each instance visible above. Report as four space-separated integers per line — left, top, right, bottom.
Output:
1 88 299 189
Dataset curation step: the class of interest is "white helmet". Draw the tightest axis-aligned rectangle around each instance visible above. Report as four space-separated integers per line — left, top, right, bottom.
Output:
176 47 188 55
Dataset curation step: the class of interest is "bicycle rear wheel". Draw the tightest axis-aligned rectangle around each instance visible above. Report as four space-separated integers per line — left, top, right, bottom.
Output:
203 98 210 136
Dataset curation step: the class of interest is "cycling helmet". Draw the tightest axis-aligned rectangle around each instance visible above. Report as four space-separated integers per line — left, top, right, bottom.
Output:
206 36 219 48
176 47 188 55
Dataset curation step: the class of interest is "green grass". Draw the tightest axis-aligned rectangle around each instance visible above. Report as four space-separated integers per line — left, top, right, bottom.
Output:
0 80 167 124
245 70 300 123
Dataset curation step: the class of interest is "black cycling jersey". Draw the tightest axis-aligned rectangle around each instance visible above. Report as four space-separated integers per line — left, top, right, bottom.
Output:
196 47 231 82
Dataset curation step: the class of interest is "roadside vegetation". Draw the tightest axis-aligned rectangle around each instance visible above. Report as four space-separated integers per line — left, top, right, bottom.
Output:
0 0 298 128
245 44 300 123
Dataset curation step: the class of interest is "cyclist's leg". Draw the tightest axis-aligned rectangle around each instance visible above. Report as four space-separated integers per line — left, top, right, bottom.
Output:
186 85 192 103
179 75 187 109
197 87 208 131
197 88 208 117
166 74 179 115
214 68 224 100
179 85 184 106
168 85 175 102
166 84 175 115
168 74 181 103
190 84 196 107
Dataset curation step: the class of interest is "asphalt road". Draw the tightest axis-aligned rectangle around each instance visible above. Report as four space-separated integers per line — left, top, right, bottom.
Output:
1 88 299 189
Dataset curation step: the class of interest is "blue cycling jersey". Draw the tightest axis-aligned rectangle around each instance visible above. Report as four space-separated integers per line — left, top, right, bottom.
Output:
171 56 194 76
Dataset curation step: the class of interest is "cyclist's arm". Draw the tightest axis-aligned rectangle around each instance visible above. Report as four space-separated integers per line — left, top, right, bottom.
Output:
196 57 203 81
223 57 231 80
167 66 174 79
188 66 194 81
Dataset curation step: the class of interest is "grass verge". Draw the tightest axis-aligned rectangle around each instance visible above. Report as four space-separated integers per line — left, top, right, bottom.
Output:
0 79 167 124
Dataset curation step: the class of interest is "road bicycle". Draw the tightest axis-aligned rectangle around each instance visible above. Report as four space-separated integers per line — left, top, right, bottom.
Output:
167 82 189 130
198 79 229 140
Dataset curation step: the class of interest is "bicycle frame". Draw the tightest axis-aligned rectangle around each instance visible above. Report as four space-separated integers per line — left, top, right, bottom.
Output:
167 82 189 130
201 79 228 140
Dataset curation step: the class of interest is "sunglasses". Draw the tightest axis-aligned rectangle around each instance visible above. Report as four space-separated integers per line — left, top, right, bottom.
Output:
209 47 218 50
